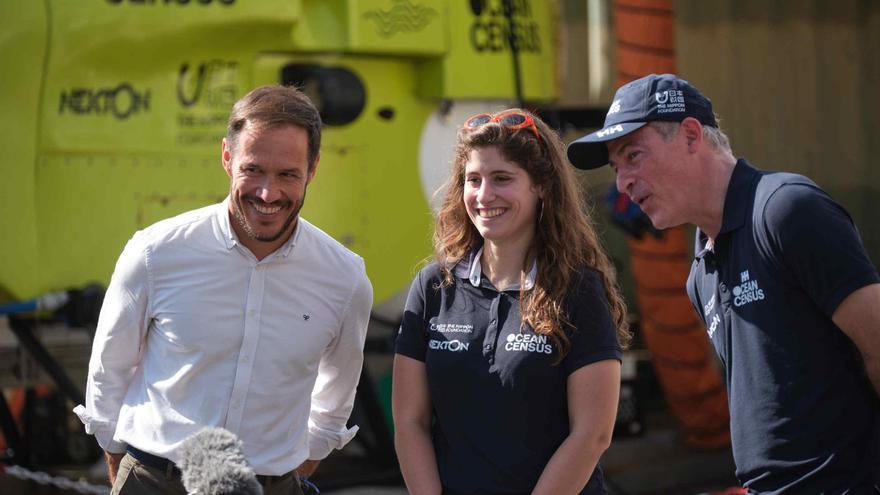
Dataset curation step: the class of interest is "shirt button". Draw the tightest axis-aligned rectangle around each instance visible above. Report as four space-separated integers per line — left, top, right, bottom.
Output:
241 355 250 363
490 319 496 325
484 344 492 350
232 399 241 408
247 309 255 315
720 284 727 293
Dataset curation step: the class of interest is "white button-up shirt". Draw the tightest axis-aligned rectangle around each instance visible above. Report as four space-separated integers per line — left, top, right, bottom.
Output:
74 199 373 475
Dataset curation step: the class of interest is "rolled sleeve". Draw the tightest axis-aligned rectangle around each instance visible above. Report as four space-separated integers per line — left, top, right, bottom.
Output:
307 263 373 460
73 233 151 453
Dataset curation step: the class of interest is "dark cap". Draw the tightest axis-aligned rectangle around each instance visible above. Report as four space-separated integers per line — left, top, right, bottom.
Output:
567 73 716 170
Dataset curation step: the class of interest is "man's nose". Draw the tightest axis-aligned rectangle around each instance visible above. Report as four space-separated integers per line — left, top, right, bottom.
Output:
616 171 633 196
253 177 283 203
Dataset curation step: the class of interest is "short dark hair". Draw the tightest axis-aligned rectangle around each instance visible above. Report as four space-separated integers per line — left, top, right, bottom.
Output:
226 85 322 169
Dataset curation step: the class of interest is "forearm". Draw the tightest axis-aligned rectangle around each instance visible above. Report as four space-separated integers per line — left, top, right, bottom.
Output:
532 432 610 495
394 423 442 495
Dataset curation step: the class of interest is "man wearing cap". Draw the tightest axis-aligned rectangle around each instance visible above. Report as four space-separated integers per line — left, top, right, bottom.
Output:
568 73 880 493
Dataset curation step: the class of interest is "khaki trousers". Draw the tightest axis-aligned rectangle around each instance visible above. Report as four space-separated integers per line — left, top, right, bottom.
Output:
111 453 304 495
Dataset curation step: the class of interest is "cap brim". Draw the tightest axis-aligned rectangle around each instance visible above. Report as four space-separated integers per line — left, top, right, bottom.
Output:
567 122 648 170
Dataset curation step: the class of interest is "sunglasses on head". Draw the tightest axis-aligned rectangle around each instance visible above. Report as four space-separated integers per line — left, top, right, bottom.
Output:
464 111 542 143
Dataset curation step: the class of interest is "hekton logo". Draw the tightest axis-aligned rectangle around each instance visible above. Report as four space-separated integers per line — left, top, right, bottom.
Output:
59 83 150 120
703 293 721 338
429 339 470 352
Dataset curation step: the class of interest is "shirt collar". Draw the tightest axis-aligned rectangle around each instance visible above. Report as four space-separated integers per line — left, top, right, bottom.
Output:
217 197 237 250
695 159 760 254
216 196 301 258
718 159 760 235
454 246 538 290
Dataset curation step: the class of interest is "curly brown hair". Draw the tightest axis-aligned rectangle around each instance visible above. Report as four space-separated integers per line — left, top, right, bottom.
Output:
433 109 631 359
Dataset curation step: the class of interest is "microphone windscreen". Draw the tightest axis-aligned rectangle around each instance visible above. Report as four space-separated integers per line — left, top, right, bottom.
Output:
177 427 263 495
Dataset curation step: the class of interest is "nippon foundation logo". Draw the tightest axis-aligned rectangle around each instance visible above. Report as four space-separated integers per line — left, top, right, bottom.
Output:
429 322 474 334
654 89 685 114
429 339 470 352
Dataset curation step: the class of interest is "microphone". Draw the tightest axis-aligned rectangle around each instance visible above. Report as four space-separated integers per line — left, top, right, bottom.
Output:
177 427 263 495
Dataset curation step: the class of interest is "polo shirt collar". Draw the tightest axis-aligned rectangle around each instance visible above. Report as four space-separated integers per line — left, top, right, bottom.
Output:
696 159 760 254
216 196 300 258
454 246 538 290
718 159 760 235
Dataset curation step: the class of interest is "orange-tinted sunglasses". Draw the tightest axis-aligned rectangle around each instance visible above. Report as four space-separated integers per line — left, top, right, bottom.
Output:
464 111 542 143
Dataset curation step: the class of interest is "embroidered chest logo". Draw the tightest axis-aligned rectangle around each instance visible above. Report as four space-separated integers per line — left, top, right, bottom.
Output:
429 339 469 352
703 294 721 338
733 270 765 308
505 333 553 355
429 322 474 334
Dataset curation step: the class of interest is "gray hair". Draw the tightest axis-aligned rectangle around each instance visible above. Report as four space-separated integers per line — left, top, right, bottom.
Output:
648 118 733 157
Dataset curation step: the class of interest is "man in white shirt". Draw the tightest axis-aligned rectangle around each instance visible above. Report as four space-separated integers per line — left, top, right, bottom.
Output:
74 85 373 495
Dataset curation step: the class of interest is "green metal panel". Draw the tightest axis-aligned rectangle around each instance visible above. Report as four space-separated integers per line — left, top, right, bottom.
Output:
0 0 558 304
417 0 557 100
292 0 447 55
0 1 47 302
253 54 435 304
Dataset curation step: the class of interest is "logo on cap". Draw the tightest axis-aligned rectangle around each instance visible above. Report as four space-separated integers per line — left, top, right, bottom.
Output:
607 99 621 116
654 89 685 114
596 124 624 138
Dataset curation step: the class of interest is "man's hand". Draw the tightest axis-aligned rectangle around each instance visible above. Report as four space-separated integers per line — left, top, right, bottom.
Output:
105 451 125 485
295 459 320 478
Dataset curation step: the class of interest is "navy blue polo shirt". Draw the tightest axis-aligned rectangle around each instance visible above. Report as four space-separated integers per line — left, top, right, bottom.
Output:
395 251 622 495
687 159 880 493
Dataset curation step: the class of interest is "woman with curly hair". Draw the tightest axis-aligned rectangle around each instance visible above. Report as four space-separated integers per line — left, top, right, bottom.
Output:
392 109 630 495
